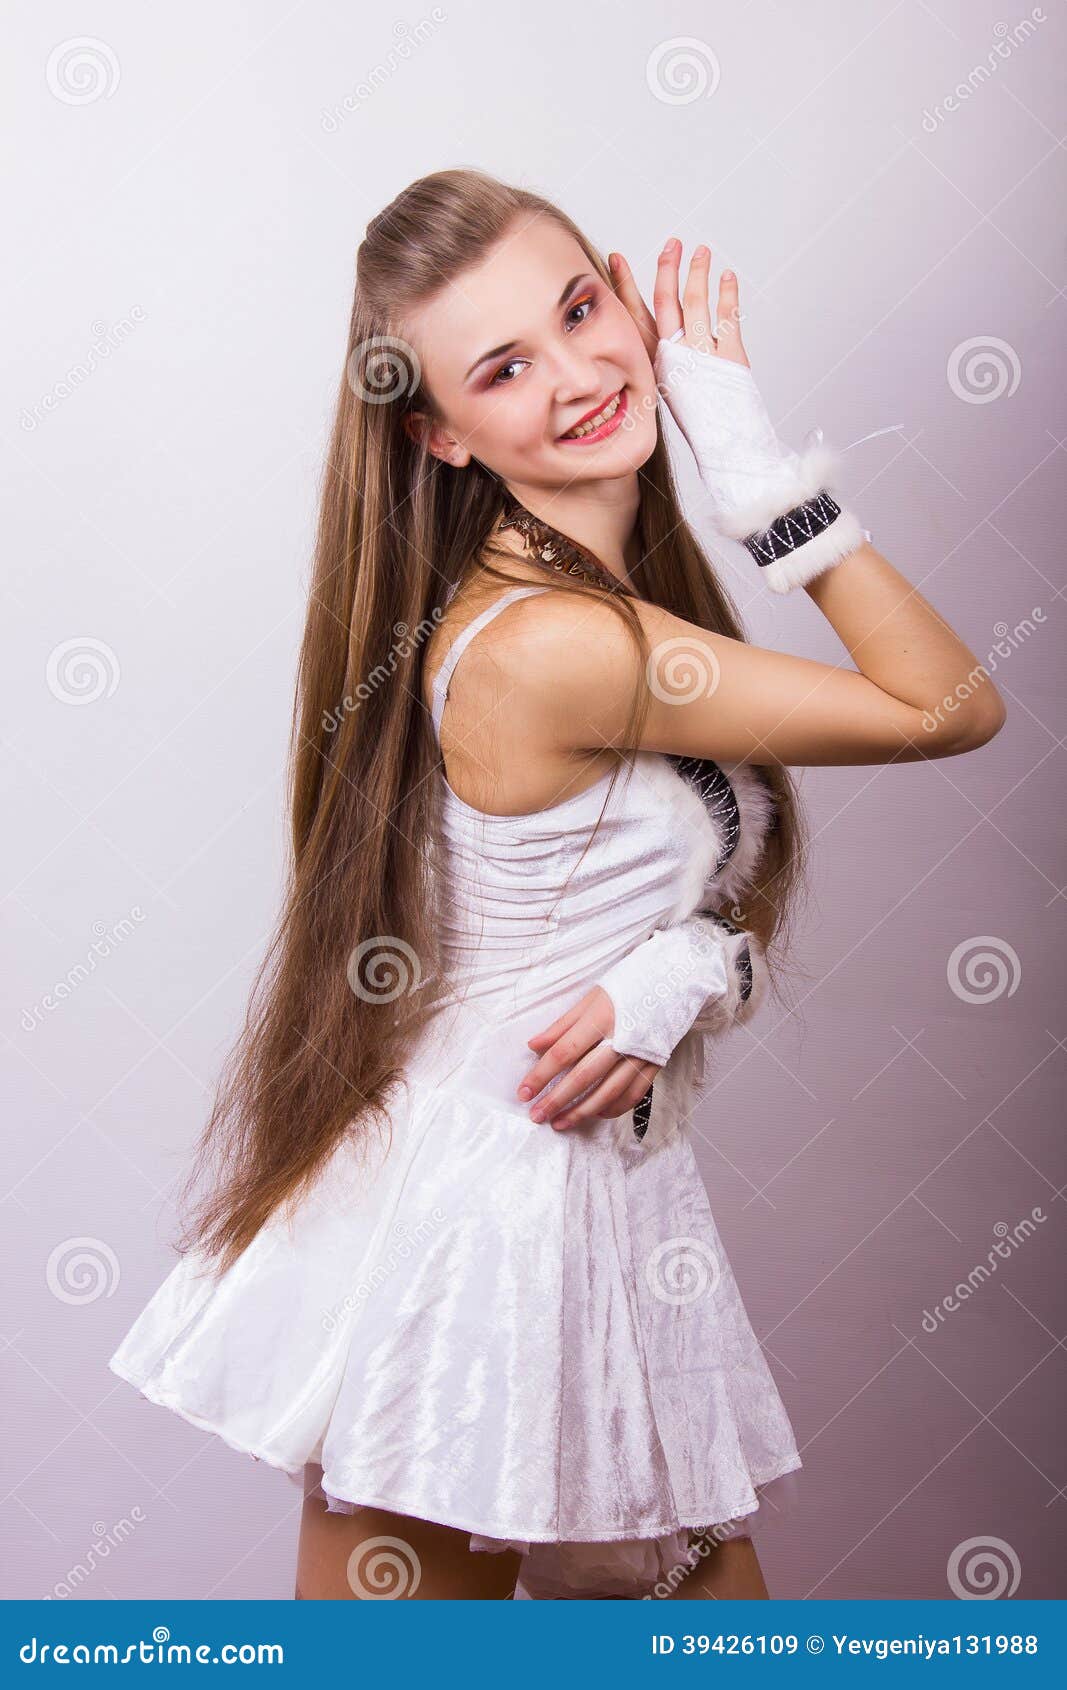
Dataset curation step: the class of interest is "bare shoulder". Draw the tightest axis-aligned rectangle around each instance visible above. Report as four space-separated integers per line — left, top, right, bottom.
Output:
432 581 593 730
496 583 653 667
427 578 630 813
502 588 685 752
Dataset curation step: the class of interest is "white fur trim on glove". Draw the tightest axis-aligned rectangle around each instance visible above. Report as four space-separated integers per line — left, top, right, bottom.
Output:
653 335 864 593
597 911 767 1070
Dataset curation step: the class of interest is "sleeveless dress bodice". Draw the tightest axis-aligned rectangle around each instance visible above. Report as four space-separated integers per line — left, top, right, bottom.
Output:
412 583 777 1119
108 581 800 1602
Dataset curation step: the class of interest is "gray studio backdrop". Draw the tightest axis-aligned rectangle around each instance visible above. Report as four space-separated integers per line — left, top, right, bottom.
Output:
4 0 1064 1600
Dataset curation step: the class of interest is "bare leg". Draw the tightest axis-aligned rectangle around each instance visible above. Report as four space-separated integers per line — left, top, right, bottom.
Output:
663 1536 770 1600
295 1482 522 1600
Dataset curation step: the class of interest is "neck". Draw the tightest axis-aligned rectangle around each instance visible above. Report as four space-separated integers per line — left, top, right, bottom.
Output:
501 474 643 585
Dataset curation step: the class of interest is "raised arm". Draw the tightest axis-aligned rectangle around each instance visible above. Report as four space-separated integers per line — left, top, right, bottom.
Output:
513 553 1004 768
563 549 1004 765
535 241 1008 768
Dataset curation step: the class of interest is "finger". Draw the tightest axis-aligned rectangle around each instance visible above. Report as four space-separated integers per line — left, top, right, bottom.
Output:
525 1002 582 1054
608 250 658 352
520 1014 598 1095
520 1022 596 1099
651 237 683 341
521 993 612 1096
528 1041 619 1122
713 268 749 368
681 245 716 356
525 981 608 1052
551 1058 660 1131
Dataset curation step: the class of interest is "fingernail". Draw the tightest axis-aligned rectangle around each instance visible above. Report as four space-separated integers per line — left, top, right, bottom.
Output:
608 252 619 272
530 1107 545 1122
723 269 735 281
517 1084 532 1099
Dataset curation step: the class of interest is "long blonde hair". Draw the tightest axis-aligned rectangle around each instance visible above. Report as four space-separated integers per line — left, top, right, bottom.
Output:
177 167 809 1275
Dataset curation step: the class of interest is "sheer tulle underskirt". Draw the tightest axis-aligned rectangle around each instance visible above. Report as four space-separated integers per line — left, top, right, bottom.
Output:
302 1461 801 1600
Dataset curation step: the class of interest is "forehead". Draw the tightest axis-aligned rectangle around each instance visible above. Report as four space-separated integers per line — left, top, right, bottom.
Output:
406 215 589 392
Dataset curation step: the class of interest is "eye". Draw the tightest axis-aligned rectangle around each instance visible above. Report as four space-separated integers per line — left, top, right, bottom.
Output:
490 357 526 387
565 292 597 329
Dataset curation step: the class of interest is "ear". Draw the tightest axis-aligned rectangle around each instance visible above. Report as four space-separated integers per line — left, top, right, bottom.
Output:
402 409 428 448
404 408 471 468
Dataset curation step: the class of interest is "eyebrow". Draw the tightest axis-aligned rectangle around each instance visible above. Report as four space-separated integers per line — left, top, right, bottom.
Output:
462 273 593 382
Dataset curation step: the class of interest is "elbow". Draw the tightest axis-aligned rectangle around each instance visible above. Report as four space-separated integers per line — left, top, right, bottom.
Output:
912 683 1008 758
938 691 1009 756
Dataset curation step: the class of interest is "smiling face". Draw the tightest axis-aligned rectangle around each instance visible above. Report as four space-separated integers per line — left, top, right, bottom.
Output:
402 214 659 494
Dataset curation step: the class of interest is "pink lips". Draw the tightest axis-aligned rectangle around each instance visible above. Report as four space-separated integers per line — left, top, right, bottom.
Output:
558 387 628 444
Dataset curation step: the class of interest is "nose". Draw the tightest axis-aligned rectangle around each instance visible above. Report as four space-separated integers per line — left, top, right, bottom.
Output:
545 345 605 406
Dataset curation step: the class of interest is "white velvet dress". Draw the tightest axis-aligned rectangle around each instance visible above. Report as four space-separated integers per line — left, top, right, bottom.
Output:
108 584 801 1600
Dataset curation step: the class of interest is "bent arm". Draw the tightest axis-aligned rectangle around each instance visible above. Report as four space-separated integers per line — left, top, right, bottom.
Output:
800 542 1006 748
513 555 1007 768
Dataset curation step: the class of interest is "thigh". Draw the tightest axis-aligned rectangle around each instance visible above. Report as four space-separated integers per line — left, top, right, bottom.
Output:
664 1535 770 1600
295 1485 522 1600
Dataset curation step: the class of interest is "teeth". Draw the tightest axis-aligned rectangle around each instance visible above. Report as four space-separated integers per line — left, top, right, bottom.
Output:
562 391 621 439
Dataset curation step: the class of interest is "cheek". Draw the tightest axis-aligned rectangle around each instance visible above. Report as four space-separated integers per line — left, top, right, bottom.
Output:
603 297 651 362
472 386 553 452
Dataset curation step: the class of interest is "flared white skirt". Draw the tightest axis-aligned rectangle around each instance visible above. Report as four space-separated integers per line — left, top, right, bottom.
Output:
109 1057 801 1597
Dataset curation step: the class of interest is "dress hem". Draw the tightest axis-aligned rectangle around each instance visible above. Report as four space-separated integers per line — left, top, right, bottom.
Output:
108 1358 306 1476
321 1461 803 1545
110 1354 801 1545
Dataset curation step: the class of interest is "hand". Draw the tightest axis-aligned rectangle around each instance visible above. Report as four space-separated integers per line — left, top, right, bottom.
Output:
517 985 661 1131
608 237 751 371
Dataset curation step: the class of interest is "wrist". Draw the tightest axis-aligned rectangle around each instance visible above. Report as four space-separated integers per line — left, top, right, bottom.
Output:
654 338 866 594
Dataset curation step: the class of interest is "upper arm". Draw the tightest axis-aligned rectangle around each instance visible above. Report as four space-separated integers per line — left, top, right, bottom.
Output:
509 593 997 768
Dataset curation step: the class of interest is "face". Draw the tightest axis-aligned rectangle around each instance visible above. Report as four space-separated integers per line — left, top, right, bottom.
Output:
402 215 659 494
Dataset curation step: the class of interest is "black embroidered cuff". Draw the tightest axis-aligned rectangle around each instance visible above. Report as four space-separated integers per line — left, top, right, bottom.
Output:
740 492 865 594
743 490 842 568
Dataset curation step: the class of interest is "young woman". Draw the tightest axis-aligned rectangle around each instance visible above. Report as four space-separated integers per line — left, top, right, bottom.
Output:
109 169 1005 1602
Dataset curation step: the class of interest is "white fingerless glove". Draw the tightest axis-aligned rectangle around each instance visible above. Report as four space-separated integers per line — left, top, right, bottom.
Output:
653 332 866 593
596 910 767 1070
